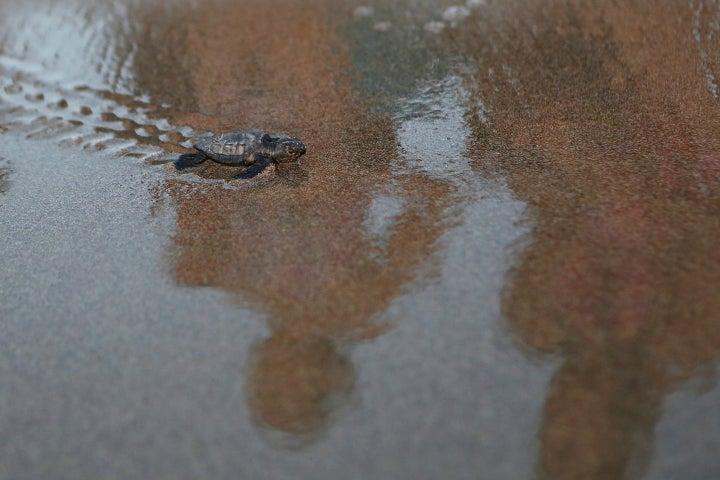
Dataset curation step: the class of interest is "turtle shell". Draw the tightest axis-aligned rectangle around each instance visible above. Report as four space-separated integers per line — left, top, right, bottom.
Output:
195 130 268 166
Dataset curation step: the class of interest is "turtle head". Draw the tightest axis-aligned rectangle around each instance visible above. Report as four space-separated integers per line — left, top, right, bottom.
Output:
270 135 306 163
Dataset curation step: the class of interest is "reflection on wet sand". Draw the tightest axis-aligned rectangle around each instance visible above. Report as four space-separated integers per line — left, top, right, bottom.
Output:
135 0 451 441
163 167 448 440
451 1 720 478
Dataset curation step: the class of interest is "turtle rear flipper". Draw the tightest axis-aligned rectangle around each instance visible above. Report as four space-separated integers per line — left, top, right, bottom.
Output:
174 152 208 170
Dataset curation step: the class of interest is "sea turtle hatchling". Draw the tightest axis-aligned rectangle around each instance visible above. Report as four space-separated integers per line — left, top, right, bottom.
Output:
174 130 306 179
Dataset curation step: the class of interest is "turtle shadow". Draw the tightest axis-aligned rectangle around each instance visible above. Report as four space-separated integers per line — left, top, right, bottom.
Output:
172 152 309 185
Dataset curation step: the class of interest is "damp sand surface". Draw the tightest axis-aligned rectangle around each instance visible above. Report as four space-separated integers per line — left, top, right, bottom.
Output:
1 1 720 479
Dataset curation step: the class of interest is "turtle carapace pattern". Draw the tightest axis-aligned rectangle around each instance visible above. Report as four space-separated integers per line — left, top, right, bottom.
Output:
174 130 306 179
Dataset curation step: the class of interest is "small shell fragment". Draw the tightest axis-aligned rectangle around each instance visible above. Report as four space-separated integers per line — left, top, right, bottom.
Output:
353 6 374 17
424 21 446 34
373 21 392 32
442 6 471 24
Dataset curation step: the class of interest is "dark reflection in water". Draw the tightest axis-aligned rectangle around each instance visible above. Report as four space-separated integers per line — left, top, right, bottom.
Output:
449 1 720 478
136 0 452 442
161 169 449 442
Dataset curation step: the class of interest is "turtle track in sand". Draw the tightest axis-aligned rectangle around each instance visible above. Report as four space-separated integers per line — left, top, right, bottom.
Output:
0 54 197 165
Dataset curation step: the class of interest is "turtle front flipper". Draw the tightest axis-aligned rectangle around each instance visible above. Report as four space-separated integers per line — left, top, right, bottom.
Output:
174 152 208 170
234 154 272 179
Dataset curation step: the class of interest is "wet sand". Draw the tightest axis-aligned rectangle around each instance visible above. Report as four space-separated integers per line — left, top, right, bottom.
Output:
1 0 720 479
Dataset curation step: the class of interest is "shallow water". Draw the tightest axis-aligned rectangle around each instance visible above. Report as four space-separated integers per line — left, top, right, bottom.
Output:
1 0 720 479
